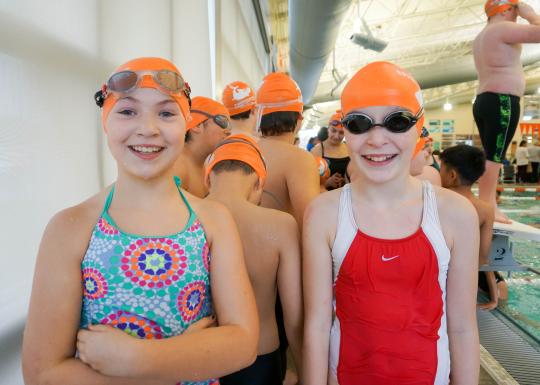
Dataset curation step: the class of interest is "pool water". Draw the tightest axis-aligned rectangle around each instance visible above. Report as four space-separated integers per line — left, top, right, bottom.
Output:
496 192 540 341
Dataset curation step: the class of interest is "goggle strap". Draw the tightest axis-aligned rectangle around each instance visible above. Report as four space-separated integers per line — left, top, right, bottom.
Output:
211 138 267 169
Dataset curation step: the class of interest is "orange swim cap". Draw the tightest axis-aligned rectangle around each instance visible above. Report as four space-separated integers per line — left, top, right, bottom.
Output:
222 81 256 116
205 134 267 186
485 0 518 18
100 57 191 129
256 73 303 116
341 61 424 134
329 110 343 127
187 97 230 130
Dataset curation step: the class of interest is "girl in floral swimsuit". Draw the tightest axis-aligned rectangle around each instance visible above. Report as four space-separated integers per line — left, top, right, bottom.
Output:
22 57 258 385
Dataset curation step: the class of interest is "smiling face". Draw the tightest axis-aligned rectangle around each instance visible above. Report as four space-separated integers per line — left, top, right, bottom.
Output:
105 87 186 181
328 124 345 145
344 105 418 184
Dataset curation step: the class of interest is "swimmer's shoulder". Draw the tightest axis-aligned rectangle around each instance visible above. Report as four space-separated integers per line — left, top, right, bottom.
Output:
39 187 111 262
253 204 298 239
189 195 235 241
432 185 479 235
304 187 342 224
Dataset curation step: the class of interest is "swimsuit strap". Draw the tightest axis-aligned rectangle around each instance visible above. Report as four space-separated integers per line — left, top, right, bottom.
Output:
174 176 196 221
102 176 195 223
321 142 325 157
102 185 115 214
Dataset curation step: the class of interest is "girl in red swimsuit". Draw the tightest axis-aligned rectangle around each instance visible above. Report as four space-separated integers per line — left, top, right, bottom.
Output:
303 62 480 385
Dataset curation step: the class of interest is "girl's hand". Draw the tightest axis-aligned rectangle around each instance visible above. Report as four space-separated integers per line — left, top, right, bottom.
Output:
77 324 141 377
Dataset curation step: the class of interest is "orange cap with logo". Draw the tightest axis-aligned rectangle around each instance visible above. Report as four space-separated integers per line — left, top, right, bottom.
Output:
187 96 230 130
485 0 518 18
204 134 267 186
100 57 191 129
341 61 424 135
329 110 343 127
222 81 256 116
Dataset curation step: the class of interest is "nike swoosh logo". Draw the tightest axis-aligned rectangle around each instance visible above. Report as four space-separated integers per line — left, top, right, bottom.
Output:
381 255 400 262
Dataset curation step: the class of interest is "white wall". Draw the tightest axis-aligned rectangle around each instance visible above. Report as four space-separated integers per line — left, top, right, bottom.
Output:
218 0 270 95
0 1 103 382
0 1 271 383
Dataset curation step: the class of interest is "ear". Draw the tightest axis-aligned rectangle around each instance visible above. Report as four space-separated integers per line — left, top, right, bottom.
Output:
449 169 459 185
248 177 264 205
191 122 204 135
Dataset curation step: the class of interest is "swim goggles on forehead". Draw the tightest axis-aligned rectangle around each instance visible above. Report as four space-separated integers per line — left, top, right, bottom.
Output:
341 109 424 135
191 109 230 129
94 70 191 107
213 137 267 169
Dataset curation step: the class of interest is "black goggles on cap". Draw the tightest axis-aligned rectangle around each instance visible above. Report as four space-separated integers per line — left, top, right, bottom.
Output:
191 110 230 129
342 109 424 135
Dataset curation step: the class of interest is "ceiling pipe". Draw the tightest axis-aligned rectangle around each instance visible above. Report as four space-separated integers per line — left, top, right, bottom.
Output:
289 0 353 104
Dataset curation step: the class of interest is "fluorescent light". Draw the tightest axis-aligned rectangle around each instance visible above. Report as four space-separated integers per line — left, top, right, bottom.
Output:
523 115 532 121
443 102 452 111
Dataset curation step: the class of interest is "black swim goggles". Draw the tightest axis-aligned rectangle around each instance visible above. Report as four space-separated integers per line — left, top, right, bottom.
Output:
341 109 424 135
191 110 230 129
94 70 191 107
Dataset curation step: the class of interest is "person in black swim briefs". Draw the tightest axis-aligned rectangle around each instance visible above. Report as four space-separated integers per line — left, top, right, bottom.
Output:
473 0 540 223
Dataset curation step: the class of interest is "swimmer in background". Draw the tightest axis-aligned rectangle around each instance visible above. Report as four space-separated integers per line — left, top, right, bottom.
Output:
473 0 540 223
205 134 303 385
222 81 258 137
439 144 499 310
410 130 442 186
311 111 350 190
174 96 231 197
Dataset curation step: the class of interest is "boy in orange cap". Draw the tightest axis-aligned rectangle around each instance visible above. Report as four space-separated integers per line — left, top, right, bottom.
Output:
473 0 540 223
174 96 231 197
256 72 320 231
303 61 480 385
222 81 257 136
255 72 318 384
205 134 303 385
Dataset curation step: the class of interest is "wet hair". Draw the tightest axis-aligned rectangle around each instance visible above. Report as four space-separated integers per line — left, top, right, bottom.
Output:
440 144 486 186
317 126 329 142
211 159 255 176
259 111 300 136
230 109 251 120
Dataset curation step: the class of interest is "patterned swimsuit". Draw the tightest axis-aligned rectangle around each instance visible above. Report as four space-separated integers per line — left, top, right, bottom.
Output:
80 177 219 385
